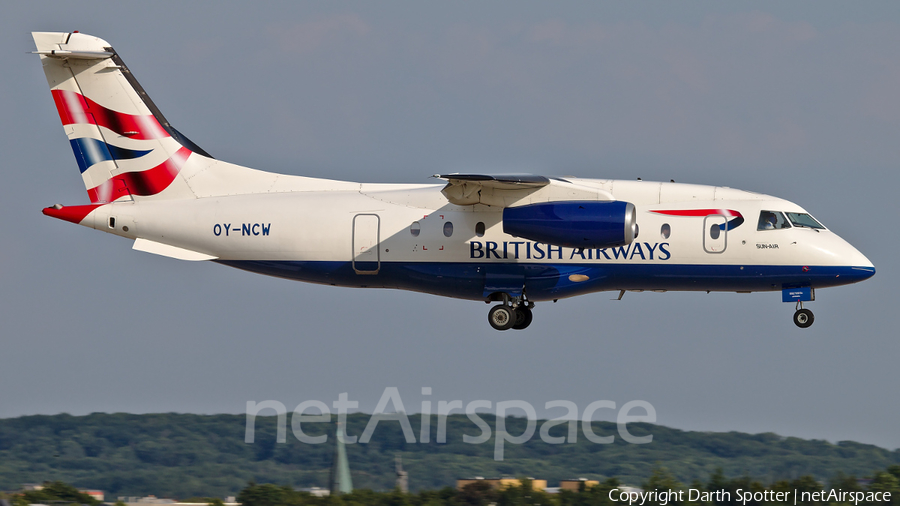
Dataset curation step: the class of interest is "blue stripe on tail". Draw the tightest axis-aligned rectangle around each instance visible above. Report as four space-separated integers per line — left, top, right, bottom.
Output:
69 137 152 173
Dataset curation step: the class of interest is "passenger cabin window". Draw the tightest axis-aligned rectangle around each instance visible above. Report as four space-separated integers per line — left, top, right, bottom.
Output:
660 223 671 239
786 213 825 230
443 221 454 237
757 211 791 230
410 222 421 237
475 222 485 237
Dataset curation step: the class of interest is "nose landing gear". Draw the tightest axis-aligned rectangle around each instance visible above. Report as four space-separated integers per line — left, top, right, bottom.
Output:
783 288 815 329
488 294 534 331
793 301 814 328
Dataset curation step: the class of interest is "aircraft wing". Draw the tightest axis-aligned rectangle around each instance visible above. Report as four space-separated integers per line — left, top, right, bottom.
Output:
435 173 551 188
434 173 610 206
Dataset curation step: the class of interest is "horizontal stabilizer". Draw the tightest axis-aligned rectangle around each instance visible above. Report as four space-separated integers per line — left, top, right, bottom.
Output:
133 238 217 261
33 50 113 59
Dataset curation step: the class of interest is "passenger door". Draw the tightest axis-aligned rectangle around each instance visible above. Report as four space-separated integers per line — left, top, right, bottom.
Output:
352 214 380 274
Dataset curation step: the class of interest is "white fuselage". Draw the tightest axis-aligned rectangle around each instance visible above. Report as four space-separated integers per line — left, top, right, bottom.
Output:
80 176 874 302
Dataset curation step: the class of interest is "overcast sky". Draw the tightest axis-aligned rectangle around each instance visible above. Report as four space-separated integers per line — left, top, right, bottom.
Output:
2 2 898 451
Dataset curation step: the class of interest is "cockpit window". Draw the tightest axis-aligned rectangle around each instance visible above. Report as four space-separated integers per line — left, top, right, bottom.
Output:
757 211 791 230
785 212 825 230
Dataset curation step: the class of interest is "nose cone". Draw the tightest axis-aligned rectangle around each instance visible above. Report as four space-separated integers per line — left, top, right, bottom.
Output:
853 249 875 270
849 250 875 281
803 230 875 285
839 237 875 283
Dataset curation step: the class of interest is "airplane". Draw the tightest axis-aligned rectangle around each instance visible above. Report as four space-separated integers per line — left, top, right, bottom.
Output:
32 31 875 331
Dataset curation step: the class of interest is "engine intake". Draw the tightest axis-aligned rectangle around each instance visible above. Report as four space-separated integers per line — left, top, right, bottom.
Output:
502 201 637 249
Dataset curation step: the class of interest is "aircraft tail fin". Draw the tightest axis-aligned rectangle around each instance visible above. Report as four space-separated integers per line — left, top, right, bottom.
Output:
33 32 212 203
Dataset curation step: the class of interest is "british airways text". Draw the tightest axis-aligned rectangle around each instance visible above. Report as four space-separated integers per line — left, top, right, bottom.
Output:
469 241 670 261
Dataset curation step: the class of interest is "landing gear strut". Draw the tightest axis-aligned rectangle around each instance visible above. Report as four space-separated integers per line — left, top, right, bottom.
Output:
793 301 814 328
488 294 534 331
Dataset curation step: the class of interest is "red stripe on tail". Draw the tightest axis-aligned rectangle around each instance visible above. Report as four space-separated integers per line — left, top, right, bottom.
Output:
51 89 169 140
87 147 191 203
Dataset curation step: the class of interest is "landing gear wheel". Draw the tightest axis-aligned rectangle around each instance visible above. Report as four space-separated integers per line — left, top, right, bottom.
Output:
793 308 814 328
488 305 515 331
512 307 533 330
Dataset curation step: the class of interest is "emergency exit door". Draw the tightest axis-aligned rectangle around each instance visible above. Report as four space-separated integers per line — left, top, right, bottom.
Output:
352 214 380 274
703 215 727 253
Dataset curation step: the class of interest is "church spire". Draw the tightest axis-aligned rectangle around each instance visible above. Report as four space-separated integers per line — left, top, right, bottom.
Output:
329 422 353 495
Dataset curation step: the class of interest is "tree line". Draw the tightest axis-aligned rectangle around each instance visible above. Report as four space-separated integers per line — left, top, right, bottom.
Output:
236 465 900 506
4 466 897 506
1 413 898 497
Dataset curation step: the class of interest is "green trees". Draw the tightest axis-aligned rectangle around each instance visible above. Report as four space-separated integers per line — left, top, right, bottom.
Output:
183 497 226 506
1 413 899 497
237 484 302 506
232 467 900 506
15 481 101 506
457 481 497 506
868 466 900 506
5 473 899 506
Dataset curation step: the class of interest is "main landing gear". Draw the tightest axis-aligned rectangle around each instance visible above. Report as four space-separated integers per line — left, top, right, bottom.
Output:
793 301 814 328
488 294 534 331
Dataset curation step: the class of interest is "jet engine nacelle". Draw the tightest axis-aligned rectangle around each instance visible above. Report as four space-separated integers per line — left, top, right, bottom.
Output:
502 201 637 249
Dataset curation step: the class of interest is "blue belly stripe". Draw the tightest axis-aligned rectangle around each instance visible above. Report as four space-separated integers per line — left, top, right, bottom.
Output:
214 261 875 302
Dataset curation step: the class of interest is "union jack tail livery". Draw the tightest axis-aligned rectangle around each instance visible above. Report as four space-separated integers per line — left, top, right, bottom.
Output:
34 31 212 204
